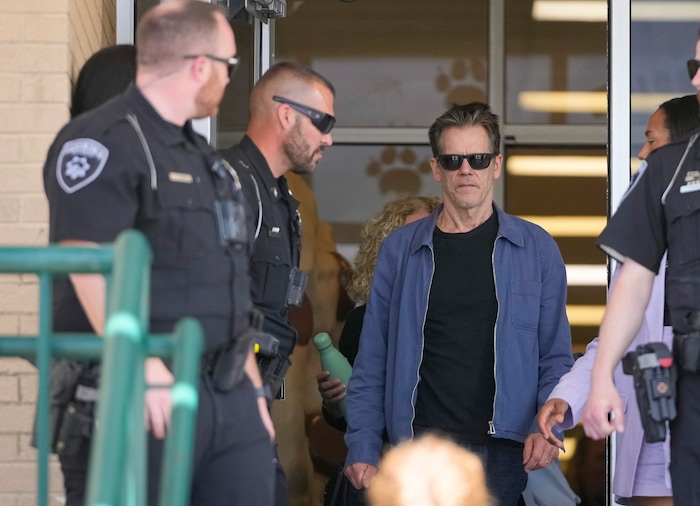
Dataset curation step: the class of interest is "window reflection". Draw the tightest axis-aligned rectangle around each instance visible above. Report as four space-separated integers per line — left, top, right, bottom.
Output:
504 146 607 349
505 0 607 124
217 18 254 148
310 144 439 244
630 18 698 162
275 0 489 128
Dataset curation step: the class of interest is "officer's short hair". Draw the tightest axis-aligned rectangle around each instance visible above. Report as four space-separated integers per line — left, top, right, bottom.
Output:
659 95 700 141
136 0 226 74
253 61 336 104
428 102 500 157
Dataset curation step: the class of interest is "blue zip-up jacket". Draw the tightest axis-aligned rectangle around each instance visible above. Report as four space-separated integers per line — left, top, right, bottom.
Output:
344 204 573 467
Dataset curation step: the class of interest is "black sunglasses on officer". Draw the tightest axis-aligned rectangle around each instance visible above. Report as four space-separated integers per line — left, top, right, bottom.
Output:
688 59 700 81
272 95 336 134
184 54 239 79
436 153 498 171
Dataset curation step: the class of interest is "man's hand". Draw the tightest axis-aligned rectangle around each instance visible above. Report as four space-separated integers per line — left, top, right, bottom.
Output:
257 397 275 441
522 432 560 471
145 357 174 439
582 377 624 440
537 398 569 449
344 462 378 490
244 350 275 441
316 370 346 403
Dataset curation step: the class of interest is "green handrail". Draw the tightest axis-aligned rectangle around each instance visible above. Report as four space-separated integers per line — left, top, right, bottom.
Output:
0 230 202 506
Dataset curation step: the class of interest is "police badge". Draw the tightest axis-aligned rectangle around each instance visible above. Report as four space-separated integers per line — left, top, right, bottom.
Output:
56 139 109 194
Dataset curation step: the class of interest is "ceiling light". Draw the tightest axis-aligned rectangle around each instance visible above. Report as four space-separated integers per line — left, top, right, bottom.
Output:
519 91 607 114
517 215 607 236
632 2 700 21
631 93 680 113
518 91 678 115
532 1 607 22
566 264 607 286
507 155 607 177
566 304 605 326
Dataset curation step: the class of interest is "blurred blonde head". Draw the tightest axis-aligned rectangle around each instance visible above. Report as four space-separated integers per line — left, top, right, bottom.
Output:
367 435 491 506
348 195 440 303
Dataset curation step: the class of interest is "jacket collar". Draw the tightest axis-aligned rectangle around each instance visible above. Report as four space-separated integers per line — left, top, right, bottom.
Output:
410 202 524 254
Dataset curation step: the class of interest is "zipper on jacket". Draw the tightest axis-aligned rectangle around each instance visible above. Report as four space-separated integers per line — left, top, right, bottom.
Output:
410 243 435 440
488 233 501 437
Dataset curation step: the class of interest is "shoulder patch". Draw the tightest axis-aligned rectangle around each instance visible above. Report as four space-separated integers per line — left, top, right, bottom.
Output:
620 159 648 204
56 138 109 194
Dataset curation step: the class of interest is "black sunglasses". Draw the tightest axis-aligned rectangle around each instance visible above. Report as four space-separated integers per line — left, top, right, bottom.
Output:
184 54 239 78
688 59 700 80
272 96 336 134
436 153 497 171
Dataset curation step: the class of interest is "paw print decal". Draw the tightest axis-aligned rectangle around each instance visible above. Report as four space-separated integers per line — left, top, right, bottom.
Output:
367 147 432 195
436 59 488 107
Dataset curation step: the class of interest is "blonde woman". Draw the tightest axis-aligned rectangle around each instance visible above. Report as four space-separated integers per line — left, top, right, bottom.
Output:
318 195 440 403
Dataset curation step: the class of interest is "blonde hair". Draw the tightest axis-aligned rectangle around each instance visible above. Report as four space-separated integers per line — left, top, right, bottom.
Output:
348 195 440 303
367 435 491 506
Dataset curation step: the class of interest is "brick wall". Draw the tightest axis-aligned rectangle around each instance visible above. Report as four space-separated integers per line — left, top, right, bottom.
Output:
0 0 115 503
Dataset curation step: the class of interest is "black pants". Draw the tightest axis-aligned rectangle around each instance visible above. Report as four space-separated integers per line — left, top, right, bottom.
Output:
670 371 700 505
273 443 290 506
413 427 527 506
462 438 528 506
324 466 367 506
60 374 275 505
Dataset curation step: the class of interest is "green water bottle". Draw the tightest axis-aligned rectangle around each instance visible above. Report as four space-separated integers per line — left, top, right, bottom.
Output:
313 332 353 420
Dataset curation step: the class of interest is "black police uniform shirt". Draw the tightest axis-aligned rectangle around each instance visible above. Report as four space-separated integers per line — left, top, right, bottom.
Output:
44 84 252 352
597 128 700 335
220 136 301 357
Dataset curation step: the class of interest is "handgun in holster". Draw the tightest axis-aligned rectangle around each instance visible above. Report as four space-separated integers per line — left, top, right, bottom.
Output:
212 311 264 392
52 361 100 456
255 333 290 400
622 342 677 443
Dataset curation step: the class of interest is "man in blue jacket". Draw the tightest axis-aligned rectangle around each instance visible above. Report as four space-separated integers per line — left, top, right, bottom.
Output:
343 102 573 505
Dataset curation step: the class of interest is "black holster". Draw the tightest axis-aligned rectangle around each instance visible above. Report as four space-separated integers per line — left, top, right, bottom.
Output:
55 401 95 456
257 353 291 400
211 327 257 392
622 342 677 443
46 360 99 456
254 330 289 400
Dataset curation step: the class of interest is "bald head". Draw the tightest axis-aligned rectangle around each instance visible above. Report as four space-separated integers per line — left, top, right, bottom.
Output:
136 0 229 77
250 61 335 119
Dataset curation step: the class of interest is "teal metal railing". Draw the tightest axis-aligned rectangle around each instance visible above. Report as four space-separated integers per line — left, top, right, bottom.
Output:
0 230 202 506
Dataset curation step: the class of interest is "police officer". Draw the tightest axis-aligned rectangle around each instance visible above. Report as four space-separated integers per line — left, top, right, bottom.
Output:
582 34 700 505
42 2 274 505
220 61 335 505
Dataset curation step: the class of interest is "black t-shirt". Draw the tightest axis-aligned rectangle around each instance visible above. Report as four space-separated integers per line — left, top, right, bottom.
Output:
413 212 498 443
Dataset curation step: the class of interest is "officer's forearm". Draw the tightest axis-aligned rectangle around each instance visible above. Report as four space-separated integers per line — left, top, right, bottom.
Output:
593 258 655 380
245 349 263 388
